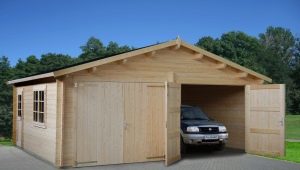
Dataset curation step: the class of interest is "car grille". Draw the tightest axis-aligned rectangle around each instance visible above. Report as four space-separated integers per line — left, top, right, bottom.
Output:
199 127 219 134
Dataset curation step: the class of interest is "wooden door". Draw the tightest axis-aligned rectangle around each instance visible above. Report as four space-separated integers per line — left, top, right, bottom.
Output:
123 83 165 163
75 82 124 166
16 92 23 147
76 83 98 165
146 84 165 160
97 82 124 165
165 82 181 166
245 84 285 156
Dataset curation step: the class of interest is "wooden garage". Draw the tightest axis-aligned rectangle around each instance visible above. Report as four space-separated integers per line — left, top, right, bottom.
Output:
8 38 285 167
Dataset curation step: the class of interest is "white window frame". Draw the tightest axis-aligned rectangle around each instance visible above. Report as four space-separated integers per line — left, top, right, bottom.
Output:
17 88 23 120
33 85 47 128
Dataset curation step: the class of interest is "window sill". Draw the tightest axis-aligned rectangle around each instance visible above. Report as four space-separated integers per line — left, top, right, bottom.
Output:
33 123 46 129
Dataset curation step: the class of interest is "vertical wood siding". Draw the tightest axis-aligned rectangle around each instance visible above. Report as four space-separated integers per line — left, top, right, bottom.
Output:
15 82 57 163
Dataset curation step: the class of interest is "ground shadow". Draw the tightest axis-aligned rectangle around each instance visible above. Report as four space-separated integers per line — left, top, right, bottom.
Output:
182 146 246 160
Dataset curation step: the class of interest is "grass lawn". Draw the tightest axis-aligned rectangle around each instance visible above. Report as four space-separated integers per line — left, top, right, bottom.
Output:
286 115 300 140
275 142 300 163
0 138 13 146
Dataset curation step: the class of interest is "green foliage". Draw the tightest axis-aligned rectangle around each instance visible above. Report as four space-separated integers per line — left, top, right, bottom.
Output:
196 32 266 74
275 142 300 163
286 115 300 140
78 37 132 62
39 53 74 72
0 138 13 146
0 56 12 137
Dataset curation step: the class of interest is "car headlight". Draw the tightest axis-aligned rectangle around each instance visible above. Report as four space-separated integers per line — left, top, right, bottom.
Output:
186 126 199 132
219 126 227 132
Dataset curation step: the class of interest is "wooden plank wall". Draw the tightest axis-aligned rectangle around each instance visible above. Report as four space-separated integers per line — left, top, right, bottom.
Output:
12 86 17 145
62 78 75 166
181 85 245 150
55 80 64 166
16 82 57 163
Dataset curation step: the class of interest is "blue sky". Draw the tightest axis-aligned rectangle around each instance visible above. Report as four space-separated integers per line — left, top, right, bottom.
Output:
1 0 299 65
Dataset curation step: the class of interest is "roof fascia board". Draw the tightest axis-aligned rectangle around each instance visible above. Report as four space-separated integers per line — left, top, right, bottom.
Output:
180 41 272 83
7 72 54 85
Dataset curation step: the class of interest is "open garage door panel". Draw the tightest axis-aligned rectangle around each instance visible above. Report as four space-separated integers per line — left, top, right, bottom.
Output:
246 84 285 156
165 82 181 166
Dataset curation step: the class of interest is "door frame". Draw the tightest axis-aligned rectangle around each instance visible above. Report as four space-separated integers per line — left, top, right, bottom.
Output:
16 88 23 148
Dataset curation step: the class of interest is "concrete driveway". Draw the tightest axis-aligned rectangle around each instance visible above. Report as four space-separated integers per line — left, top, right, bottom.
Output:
0 145 299 170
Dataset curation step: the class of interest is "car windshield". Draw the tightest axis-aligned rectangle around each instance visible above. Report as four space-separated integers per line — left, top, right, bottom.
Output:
181 106 209 120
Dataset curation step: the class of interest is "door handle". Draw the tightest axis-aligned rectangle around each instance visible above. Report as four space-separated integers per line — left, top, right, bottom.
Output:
124 122 129 129
279 117 284 126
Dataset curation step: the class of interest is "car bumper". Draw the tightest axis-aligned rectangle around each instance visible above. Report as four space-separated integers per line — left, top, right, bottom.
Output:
182 133 228 145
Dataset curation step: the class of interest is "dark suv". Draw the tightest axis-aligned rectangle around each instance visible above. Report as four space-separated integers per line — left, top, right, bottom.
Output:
180 105 228 152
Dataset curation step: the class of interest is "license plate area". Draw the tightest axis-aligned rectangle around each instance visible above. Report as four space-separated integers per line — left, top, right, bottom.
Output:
204 135 218 140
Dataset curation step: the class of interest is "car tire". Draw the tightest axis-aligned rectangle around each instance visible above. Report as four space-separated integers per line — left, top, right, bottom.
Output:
216 143 225 150
181 137 188 154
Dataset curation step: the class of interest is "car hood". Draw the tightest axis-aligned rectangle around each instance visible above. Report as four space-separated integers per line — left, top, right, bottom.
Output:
181 119 224 126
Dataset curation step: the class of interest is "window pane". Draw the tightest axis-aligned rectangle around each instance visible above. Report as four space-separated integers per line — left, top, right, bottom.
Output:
33 112 38 121
34 91 38 100
41 102 44 112
41 91 44 101
39 102 43 112
39 91 41 100
34 102 37 111
39 113 44 123
18 110 21 117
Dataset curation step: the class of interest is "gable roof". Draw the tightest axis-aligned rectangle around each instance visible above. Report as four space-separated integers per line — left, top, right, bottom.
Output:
7 38 272 85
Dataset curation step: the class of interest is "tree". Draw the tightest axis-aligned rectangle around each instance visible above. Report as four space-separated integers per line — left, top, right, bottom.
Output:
79 37 106 61
39 53 74 72
196 32 265 74
290 38 300 114
13 55 41 79
106 41 131 56
258 27 296 112
0 56 12 137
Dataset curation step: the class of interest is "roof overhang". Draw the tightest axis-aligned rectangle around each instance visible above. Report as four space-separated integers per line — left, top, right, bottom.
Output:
7 72 54 85
7 38 272 85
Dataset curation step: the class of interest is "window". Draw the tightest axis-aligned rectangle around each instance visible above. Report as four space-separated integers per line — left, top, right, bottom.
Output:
33 90 45 123
17 94 22 117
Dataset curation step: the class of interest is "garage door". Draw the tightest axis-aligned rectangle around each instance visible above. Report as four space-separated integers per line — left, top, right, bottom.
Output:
165 82 181 165
75 82 124 166
245 84 285 156
75 82 166 166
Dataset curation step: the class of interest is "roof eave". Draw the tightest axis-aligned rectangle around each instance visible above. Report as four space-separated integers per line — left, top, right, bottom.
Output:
180 41 272 83
7 72 55 85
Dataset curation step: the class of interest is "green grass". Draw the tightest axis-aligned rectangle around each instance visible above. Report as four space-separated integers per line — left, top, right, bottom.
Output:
275 142 300 163
286 115 300 140
0 138 13 146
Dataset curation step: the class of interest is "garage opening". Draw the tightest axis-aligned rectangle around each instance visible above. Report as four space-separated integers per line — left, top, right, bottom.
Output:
181 85 245 151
